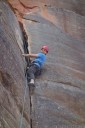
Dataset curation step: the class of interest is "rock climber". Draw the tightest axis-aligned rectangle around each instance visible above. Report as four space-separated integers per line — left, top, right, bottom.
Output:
22 45 49 86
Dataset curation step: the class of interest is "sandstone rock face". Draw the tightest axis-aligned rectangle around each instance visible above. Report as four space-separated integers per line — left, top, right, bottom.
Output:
0 1 30 128
0 0 85 128
8 0 85 41
26 20 85 128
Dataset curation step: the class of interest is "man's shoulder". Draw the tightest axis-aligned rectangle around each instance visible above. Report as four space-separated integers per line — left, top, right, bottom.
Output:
38 53 46 58
38 52 45 56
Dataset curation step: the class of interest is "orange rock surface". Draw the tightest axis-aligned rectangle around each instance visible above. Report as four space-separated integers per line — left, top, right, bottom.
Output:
8 0 85 41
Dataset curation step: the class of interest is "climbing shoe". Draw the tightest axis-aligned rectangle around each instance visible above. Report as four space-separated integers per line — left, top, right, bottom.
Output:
29 79 35 95
29 79 35 86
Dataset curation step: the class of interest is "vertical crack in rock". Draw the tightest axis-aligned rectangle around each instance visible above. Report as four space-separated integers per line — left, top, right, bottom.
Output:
19 22 33 128
30 96 33 128
29 86 35 128
0 9 2 16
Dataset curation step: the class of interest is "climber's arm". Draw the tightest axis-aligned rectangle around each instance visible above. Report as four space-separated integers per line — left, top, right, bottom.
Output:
22 53 38 58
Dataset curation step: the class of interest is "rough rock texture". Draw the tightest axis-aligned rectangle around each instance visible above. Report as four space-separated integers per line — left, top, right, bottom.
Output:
0 1 30 128
8 0 85 41
1 0 85 128
26 21 85 128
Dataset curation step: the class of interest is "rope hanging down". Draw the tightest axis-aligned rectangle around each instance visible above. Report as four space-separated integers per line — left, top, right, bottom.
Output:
19 76 28 128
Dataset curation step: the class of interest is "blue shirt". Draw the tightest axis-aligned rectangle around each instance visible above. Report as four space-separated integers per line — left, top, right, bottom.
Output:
33 52 46 68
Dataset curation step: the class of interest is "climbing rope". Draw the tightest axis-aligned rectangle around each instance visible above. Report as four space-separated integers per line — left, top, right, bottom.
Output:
19 76 28 128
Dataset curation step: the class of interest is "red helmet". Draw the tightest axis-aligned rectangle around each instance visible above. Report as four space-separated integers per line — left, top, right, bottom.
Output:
41 45 49 53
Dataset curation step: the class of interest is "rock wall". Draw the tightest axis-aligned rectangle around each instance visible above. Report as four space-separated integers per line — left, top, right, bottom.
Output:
0 0 85 128
0 1 30 128
25 19 85 128
8 0 85 41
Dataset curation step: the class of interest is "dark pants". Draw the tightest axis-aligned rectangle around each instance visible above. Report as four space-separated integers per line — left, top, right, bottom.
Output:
26 64 40 82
